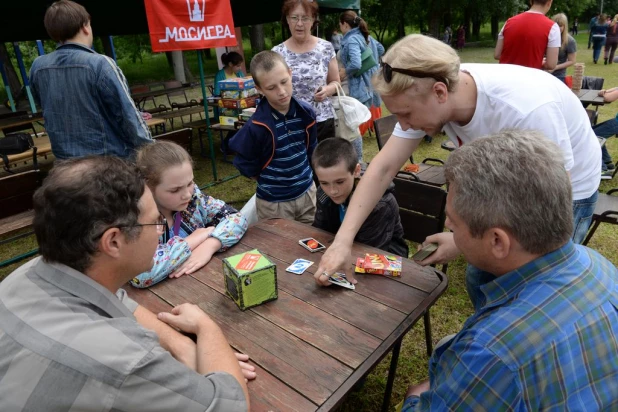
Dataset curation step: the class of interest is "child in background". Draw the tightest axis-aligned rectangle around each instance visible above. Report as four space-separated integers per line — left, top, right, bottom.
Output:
130 140 247 288
229 51 318 224
312 137 408 257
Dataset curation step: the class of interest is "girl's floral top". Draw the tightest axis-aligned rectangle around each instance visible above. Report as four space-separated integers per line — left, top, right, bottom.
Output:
130 185 248 288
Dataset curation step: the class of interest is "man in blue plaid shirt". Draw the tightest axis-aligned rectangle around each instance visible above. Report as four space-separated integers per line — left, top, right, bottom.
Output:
402 130 618 411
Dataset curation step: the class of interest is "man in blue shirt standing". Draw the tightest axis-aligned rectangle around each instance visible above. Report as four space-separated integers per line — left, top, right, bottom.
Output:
30 0 152 159
401 130 618 410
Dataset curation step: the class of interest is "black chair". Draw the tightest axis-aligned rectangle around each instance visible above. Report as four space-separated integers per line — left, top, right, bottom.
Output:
393 176 449 356
582 188 618 245
165 80 199 110
0 111 38 136
154 128 193 154
374 115 447 187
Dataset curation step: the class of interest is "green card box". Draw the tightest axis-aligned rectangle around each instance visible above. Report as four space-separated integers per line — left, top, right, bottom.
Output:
223 249 278 310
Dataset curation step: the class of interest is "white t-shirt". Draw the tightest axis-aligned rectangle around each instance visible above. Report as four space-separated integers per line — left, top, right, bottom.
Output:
393 63 601 200
498 11 561 48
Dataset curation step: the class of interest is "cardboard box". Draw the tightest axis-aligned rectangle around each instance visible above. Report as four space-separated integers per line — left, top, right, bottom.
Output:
218 96 257 109
223 249 278 310
355 254 402 277
222 88 258 99
219 116 237 126
218 76 255 91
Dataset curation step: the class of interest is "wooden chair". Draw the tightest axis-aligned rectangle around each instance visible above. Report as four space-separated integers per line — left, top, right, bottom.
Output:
0 169 43 238
582 188 618 246
154 128 193 154
0 110 38 136
374 115 446 186
392 176 448 356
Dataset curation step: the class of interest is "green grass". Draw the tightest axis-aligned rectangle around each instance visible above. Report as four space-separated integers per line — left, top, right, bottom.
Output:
1 32 617 411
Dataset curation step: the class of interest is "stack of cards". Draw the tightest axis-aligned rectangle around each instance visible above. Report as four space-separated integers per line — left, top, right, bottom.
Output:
286 259 313 275
299 238 326 252
328 272 355 290
412 243 438 262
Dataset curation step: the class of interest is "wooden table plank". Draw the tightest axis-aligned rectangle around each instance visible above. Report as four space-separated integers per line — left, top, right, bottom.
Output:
150 275 352 405
216 244 408 340
255 218 443 292
124 286 318 412
195 253 385 367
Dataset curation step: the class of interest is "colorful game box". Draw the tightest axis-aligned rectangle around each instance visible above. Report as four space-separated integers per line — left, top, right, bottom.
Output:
218 76 255 91
221 88 258 99
355 253 402 277
218 96 258 109
223 249 278 310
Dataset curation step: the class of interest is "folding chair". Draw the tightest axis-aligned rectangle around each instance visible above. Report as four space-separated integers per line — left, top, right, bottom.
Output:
582 188 618 245
374 114 446 187
392 176 449 356
154 128 193 154
0 111 38 136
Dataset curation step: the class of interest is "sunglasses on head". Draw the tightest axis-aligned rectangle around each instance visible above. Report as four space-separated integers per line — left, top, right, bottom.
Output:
380 60 449 87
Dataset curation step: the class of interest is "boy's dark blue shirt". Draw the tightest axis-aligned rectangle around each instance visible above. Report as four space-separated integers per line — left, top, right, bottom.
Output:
229 97 317 202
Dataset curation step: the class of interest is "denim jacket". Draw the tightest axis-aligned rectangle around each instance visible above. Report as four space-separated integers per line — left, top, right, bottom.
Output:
30 43 152 159
340 28 384 107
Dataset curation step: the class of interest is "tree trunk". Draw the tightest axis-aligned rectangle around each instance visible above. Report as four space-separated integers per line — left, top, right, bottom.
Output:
464 8 472 39
397 14 406 38
182 52 195 83
249 24 265 53
491 14 499 41
203 49 212 59
165 51 174 70
428 12 441 39
0 43 23 99
472 13 481 40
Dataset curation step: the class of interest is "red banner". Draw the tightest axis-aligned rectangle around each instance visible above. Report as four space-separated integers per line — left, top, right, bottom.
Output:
144 0 237 52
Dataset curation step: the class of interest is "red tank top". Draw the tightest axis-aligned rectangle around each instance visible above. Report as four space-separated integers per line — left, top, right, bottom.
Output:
499 12 555 69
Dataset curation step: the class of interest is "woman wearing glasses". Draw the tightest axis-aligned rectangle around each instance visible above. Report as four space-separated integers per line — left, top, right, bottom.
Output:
315 34 600 291
130 141 248 288
272 0 340 142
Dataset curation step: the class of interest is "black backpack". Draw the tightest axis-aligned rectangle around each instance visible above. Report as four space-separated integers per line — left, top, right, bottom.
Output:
0 133 37 171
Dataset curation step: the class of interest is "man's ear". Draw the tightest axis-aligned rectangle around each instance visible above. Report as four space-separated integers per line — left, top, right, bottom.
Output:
486 228 511 260
353 163 361 178
99 228 123 259
433 81 449 103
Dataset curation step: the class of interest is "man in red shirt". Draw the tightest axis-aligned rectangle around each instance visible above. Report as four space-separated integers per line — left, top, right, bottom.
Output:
494 0 560 70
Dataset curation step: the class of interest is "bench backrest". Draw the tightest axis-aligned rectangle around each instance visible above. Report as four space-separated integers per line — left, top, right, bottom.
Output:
0 110 37 136
0 169 42 219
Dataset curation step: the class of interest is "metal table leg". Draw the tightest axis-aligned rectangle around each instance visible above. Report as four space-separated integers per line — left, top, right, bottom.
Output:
381 339 402 412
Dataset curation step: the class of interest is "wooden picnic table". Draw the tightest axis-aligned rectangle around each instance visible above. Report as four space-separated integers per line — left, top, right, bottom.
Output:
126 218 448 412
576 89 606 106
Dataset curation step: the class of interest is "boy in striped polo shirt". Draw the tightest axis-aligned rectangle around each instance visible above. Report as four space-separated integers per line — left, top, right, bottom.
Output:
230 51 318 223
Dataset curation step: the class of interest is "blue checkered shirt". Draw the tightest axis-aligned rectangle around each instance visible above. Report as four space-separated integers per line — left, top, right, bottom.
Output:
404 241 618 411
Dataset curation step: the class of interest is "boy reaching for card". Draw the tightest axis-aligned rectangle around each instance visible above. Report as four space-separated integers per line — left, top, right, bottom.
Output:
312 138 409 257
229 51 318 224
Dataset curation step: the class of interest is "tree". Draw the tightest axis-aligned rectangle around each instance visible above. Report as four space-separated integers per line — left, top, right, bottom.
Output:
0 43 24 102
249 25 265 53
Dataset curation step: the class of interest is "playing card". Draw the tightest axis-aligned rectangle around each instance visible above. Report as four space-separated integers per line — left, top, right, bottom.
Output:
286 258 314 275
299 238 326 253
328 272 355 290
412 243 438 262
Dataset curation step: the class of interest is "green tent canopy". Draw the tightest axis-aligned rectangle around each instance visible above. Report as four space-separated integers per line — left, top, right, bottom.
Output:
0 0 359 42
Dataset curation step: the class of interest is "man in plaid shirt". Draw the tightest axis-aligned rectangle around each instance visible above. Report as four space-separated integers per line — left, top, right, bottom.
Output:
402 130 618 411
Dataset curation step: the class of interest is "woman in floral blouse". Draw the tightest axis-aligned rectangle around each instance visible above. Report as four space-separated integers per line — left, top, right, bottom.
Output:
130 140 247 288
272 0 341 143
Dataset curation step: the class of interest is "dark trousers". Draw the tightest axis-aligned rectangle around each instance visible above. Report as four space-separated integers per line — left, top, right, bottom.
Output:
316 118 336 143
605 37 618 62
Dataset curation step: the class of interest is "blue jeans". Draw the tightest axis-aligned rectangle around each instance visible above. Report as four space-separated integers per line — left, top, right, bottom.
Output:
465 192 598 311
593 37 606 61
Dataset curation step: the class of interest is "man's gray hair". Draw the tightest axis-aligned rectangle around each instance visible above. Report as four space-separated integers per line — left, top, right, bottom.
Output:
444 130 573 254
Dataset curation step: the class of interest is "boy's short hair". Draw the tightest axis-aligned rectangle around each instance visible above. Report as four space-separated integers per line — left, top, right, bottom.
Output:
44 0 91 43
312 138 358 174
250 51 290 87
